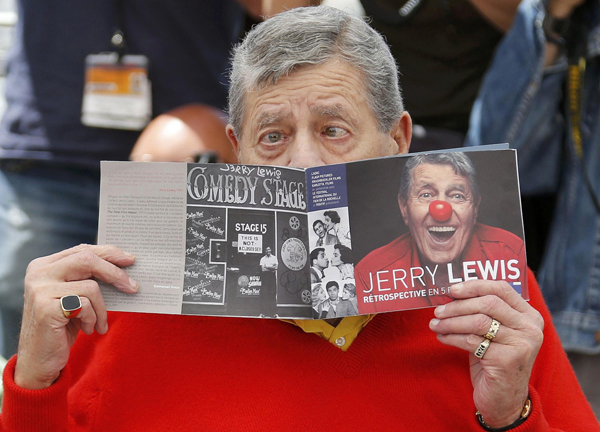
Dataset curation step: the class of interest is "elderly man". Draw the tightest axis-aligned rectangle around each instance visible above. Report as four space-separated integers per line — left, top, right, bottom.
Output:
355 153 526 314
0 6 596 432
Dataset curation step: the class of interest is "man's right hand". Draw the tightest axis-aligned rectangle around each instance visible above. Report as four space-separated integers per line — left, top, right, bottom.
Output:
14 244 138 390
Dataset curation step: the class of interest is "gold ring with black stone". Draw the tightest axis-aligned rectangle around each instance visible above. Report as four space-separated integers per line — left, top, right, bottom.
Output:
60 295 83 319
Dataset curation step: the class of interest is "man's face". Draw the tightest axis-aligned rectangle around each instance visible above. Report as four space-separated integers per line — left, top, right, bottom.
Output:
327 286 339 301
315 250 329 269
227 60 411 167
313 222 326 238
266 247 272 256
399 164 479 265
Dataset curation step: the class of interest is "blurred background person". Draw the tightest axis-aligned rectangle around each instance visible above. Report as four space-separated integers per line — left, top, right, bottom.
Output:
467 0 600 417
0 0 259 359
130 104 237 164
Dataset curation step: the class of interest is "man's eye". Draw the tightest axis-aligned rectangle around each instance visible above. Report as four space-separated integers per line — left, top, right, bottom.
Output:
450 193 466 201
323 126 348 138
417 192 435 202
264 132 282 143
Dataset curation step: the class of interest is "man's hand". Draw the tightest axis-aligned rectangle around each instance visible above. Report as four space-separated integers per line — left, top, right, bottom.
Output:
429 279 544 429
544 0 586 65
547 0 585 19
14 244 138 390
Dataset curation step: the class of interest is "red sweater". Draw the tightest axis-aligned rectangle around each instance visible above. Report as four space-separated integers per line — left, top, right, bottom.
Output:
1 269 598 431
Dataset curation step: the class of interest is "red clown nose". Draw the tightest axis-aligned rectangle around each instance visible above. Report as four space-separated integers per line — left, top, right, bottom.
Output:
429 200 452 221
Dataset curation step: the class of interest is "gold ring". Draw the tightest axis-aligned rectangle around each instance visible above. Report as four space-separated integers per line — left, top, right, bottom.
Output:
60 295 82 319
483 318 501 340
474 338 491 359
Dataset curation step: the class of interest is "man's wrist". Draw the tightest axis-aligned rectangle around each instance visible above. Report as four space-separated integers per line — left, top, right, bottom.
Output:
476 398 532 431
14 359 60 390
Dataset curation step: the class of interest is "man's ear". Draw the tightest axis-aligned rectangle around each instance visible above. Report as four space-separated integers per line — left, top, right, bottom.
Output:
226 124 242 162
391 111 412 155
398 194 409 226
473 196 481 222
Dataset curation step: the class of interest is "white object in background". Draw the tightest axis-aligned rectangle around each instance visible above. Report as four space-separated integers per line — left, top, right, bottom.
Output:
323 0 364 16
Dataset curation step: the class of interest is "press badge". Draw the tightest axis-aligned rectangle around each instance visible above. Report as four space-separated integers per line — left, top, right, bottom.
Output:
81 52 151 130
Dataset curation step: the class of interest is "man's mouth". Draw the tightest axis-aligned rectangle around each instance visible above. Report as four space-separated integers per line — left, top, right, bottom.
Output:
428 226 456 242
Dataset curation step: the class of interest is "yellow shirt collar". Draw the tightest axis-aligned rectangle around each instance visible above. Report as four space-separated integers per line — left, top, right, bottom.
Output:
281 315 375 351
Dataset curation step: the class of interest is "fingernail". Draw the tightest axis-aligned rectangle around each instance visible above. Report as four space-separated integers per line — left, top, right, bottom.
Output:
430 318 440 327
451 283 463 293
129 277 138 291
125 252 135 260
434 305 445 317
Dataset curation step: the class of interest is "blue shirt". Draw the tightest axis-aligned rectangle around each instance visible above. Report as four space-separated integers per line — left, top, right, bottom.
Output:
0 0 244 168
467 0 600 353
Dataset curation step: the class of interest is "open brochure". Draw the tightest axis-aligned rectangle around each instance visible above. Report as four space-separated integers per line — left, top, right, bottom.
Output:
98 146 527 319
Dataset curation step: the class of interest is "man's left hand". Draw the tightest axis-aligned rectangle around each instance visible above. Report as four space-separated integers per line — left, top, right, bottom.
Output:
429 279 544 429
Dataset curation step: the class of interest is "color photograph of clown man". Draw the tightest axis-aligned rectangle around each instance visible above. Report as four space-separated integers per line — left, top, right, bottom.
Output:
353 152 527 315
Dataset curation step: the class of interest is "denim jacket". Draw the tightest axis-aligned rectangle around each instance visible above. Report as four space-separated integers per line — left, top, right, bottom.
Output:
466 0 600 353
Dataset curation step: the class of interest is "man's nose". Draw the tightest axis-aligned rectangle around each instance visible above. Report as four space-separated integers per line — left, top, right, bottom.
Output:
288 133 325 168
429 200 452 221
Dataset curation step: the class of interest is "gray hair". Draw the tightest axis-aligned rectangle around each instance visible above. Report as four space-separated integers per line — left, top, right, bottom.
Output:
398 153 480 203
228 6 403 138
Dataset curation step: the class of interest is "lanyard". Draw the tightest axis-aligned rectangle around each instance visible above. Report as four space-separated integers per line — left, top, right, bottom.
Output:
566 35 600 213
111 0 127 59
567 57 585 158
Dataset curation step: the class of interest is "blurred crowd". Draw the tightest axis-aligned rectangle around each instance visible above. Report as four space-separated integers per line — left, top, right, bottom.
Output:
0 0 599 420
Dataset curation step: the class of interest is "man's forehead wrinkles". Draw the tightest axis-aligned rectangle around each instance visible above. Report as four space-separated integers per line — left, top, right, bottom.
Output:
414 178 435 188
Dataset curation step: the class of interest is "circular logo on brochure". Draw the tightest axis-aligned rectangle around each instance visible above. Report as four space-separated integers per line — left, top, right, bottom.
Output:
301 289 312 304
280 237 307 271
237 275 249 288
289 216 300 231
